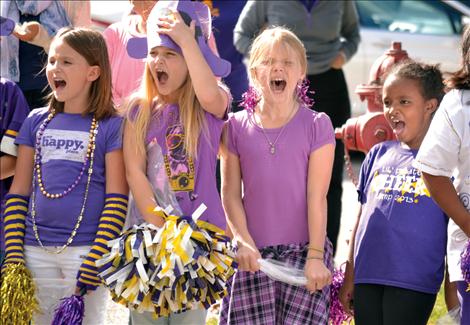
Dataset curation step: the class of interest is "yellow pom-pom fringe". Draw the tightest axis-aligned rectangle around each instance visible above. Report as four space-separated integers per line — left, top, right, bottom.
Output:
96 217 237 318
0 263 39 325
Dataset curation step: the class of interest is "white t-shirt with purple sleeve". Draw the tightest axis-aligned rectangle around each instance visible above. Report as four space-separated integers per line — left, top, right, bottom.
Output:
15 107 123 246
226 105 335 249
413 89 470 282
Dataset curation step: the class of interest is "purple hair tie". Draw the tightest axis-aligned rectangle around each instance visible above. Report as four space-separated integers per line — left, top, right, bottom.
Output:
240 86 260 111
51 294 85 325
296 79 315 108
240 80 314 111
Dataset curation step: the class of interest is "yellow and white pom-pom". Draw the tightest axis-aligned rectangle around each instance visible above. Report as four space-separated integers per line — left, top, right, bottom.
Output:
96 210 237 318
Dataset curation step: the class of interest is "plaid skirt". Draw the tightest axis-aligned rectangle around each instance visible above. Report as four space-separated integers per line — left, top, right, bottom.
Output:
219 240 333 325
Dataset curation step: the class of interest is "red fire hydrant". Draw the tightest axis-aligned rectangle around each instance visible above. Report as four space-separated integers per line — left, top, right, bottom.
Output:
336 42 409 154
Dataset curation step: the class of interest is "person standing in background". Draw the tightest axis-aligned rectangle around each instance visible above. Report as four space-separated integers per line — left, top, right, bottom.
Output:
103 0 157 107
202 0 249 112
234 0 360 253
0 78 30 266
0 1 71 109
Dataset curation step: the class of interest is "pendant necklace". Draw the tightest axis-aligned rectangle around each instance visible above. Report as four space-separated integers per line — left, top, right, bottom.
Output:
255 103 297 155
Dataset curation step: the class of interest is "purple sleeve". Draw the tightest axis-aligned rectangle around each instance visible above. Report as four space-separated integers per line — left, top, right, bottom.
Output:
1 81 30 155
309 111 335 153
15 111 38 148
7 90 29 131
105 116 124 153
226 113 239 156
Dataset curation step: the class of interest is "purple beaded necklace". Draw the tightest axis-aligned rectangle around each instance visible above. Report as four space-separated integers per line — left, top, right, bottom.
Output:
34 109 98 199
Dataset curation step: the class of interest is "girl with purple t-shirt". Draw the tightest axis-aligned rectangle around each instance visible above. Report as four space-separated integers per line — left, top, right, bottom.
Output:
122 1 231 324
220 27 335 324
340 61 448 325
2 28 128 325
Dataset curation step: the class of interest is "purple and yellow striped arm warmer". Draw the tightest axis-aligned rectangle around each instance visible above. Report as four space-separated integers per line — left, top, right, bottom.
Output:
3 194 28 265
76 193 128 291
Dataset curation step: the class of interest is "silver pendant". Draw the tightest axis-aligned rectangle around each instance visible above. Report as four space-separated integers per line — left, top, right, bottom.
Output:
270 145 275 154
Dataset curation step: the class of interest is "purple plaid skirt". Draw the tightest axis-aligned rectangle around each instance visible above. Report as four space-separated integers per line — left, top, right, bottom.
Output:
220 240 333 325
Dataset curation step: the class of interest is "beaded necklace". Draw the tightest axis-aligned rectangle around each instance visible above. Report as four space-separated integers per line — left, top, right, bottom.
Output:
31 109 99 254
34 110 98 199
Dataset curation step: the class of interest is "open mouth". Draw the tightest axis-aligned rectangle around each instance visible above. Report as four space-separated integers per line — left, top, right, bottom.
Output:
390 118 405 135
157 70 169 84
270 79 286 92
54 79 66 89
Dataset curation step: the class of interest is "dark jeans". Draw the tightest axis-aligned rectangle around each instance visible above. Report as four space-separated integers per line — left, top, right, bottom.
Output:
307 68 351 254
354 283 436 325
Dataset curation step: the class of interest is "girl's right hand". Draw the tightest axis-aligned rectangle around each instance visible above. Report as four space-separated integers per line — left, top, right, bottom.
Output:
339 261 355 315
236 242 262 273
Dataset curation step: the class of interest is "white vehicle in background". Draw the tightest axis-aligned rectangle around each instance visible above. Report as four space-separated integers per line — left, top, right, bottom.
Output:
344 0 470 115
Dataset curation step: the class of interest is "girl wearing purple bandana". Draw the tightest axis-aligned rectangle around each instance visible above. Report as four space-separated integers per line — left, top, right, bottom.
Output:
340 62 448 325
220 27 335 325
123 1 231 324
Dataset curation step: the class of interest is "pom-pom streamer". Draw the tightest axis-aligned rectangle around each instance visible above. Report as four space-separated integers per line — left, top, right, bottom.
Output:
329 266 353 325
51 293 85 325
0 263 39 325
96 214 237 318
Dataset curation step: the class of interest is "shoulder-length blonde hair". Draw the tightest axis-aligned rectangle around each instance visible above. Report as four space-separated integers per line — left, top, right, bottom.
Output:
126 58 208 158
47 27 115 120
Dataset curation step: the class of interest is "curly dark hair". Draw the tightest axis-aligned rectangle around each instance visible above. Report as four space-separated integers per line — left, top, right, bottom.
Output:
386 60 445 104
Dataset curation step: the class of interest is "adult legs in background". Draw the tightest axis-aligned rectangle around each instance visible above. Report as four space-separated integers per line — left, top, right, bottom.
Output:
307 68 351 254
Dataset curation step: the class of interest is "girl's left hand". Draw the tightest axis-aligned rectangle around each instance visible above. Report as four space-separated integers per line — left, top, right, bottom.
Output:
155 11 195 47
304 259 332 293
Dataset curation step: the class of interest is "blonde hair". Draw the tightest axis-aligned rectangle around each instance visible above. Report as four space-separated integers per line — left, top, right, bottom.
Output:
126 57 208 157
248 26 307 92
48 27 115 120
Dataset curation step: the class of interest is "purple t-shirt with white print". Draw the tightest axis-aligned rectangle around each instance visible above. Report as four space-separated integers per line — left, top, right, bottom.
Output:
227 105 335 248
354 141 447 294
144 104 227 229
15 107 123 246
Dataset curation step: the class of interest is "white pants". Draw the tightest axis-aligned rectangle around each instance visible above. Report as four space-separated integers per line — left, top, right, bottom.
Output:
25 245 108 325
